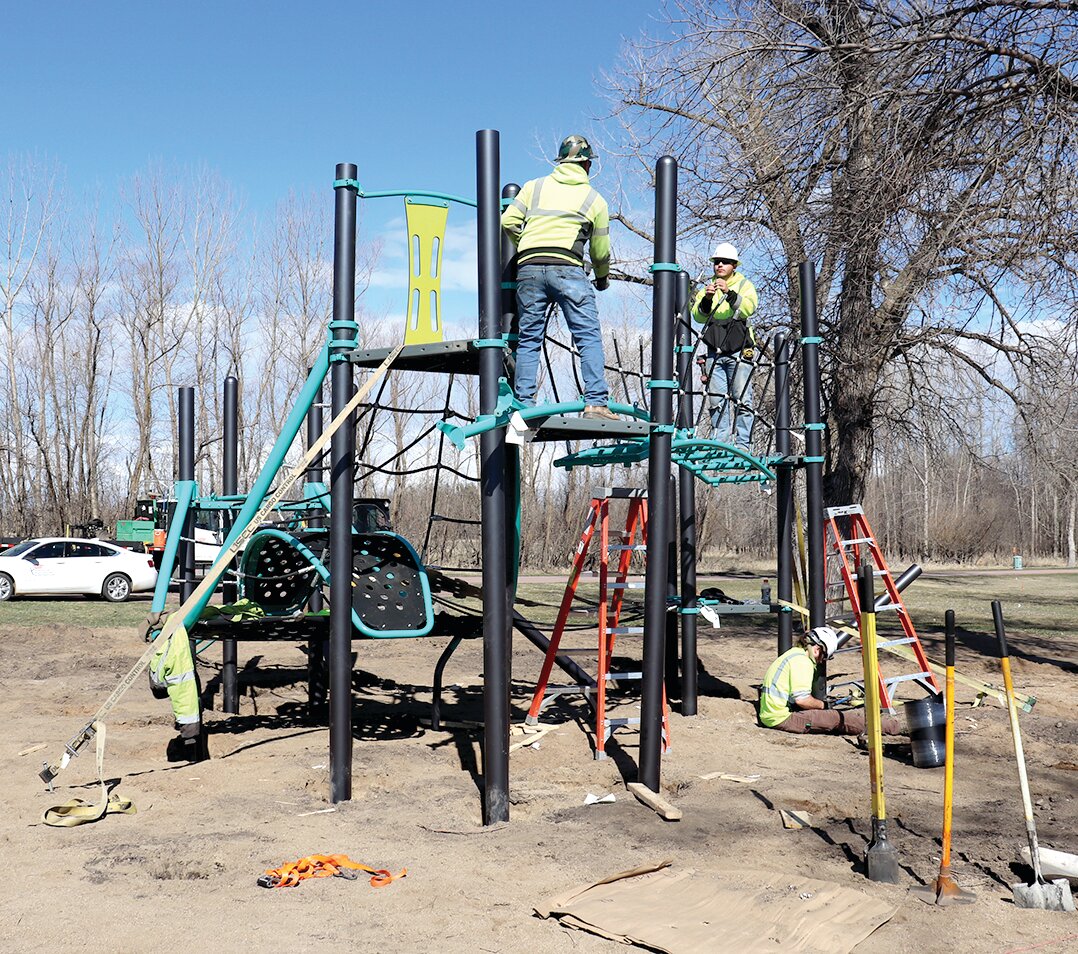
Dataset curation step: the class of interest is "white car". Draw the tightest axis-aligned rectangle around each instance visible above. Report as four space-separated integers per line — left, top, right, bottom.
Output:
0 538 158 602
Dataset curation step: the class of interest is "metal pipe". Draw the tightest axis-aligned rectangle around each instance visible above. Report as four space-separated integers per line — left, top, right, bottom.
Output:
307 377 327 718
774 335 794 655
221 375 239 713
675 270 698 714
881 564 922 607
477 130 510 824
178 386 196 606
329 163 358 803
664 474 679 703
836 563 924 649
640 155 677 792
799 262 827 698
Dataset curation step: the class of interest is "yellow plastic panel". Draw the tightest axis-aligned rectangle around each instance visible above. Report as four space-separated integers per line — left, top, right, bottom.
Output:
404 198 448 344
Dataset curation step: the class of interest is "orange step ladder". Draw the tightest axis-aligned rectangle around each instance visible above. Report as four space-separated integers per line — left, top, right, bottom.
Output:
825 504 940 713
525 487 670 759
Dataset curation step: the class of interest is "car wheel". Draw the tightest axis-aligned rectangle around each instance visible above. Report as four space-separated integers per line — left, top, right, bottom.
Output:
0 573 13 601
102 573 132 603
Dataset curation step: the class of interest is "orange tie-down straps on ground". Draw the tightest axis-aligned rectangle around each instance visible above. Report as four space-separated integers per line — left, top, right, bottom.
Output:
258 854 407 889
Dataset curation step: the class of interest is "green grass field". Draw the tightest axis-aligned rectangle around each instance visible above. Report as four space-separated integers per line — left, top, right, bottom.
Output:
2 570 1073 668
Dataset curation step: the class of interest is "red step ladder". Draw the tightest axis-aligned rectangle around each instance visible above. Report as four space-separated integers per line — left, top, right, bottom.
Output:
525 487 669 759
825 504 940 713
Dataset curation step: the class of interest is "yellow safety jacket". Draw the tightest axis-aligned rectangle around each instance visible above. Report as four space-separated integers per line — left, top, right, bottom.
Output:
149 618 200 728
758 646 816 727
501 163 610 279
691 272 758 353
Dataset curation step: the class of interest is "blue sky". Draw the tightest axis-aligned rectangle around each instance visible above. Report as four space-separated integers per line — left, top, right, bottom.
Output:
8 0 665 325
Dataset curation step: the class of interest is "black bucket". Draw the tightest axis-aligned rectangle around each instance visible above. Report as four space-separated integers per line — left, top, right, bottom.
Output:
903 697 947 768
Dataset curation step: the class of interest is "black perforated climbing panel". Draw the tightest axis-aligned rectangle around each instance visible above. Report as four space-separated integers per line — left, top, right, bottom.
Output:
239 529 432 638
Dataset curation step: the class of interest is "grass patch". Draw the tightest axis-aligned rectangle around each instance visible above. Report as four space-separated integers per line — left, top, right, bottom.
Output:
0 594 178 629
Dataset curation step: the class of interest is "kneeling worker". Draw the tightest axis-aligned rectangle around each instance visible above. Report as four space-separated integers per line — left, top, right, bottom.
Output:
759 627 904 735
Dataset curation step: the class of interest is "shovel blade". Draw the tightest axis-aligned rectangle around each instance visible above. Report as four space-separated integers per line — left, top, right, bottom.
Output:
934 875 977 906
1012 879 1076 912
866 840 902 884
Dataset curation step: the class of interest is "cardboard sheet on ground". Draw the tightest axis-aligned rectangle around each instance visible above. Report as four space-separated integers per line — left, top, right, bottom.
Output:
536 861 896 954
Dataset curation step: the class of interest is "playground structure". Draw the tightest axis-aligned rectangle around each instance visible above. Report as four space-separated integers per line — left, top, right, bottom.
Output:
53 130 944 826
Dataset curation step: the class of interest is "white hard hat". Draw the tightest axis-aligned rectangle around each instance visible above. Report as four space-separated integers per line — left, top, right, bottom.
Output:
806 626 839 660
710 242 740 263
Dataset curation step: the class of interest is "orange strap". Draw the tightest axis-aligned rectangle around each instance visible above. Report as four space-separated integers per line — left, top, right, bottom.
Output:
260 853 407 889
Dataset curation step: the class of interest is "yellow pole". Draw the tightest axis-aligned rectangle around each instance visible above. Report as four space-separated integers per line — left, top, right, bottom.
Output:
861 599 886 823
859 564 901 882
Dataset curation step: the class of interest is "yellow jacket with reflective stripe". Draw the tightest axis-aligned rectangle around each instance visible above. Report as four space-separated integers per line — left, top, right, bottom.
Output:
501 163 610 279
149 618 200 727
758 646 815 727
691 271 758 341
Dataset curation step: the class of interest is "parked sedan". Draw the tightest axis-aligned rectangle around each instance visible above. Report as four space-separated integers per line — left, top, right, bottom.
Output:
0 538 158 602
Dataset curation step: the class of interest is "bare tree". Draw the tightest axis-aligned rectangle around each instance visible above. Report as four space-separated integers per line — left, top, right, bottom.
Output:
0 156 59 534
604 0 1078 505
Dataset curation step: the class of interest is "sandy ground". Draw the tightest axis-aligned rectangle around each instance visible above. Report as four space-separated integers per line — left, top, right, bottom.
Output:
2 601 1076 954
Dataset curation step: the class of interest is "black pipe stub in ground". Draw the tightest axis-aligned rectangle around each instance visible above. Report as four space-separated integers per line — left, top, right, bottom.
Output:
904 697 946 768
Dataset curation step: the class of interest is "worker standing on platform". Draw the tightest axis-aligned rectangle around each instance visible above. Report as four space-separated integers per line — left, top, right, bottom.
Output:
692 243 758 449
759 628 905 735
501 134 617 422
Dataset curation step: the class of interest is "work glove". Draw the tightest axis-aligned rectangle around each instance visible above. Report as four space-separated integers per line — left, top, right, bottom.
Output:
595 277 609 292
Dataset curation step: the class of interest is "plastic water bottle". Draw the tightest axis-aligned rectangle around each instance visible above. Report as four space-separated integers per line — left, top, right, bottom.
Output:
761 579 772 604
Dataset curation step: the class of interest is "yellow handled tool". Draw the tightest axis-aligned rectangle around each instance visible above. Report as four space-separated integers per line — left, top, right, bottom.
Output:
859 564 901 883
993 602 1074 911
913 610 976 904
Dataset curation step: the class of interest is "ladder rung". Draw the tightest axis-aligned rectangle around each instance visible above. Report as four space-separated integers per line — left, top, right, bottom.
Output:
609 582 645 590
605 671 643 681
609 544 647 552
875 637 915 649
883 671 933 687
608 626 644 635
841 537 875 546
826 504 865 517
603 717 641 729
874 602 905 612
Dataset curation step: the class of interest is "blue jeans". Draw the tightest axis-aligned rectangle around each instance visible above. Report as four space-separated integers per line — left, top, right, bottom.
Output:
514 264 608 406
705 353 753 449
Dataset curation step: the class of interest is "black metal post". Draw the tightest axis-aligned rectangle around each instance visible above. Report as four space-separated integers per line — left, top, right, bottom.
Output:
664 475 679 702
799 262 827 698
178 386 196 606
640 156 677 792
329 164 358 802
221 375 239 713
177 385 203 742
675 270 698 714
307 377 328 718
775 336 794 656
477 130 510 824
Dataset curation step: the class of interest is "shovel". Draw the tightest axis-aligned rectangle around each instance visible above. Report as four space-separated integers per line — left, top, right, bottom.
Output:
913 610 976 905
992 601 1075 912
859 566 901 883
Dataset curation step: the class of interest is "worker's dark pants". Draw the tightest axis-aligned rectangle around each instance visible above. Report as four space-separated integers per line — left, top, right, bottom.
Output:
775 709 904 735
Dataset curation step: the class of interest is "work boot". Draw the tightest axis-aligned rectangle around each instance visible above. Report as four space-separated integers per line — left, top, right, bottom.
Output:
583 405 620 422
167 724 209 763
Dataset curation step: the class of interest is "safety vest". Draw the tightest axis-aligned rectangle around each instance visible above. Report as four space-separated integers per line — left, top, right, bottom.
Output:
501 163 610 279
149 618 200 728
758 647 816 727
691 272 759 352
